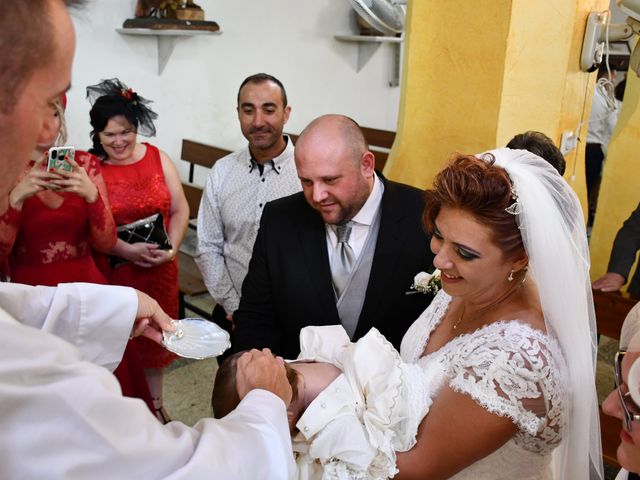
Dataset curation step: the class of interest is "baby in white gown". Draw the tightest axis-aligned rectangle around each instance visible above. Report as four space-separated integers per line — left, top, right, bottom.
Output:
212 325 435 480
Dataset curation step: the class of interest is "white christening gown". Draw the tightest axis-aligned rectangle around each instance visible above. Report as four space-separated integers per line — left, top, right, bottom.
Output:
292 326 433 480
400 291 567 480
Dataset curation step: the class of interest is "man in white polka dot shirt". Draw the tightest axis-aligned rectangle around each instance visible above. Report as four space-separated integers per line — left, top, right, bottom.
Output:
196 73 301 333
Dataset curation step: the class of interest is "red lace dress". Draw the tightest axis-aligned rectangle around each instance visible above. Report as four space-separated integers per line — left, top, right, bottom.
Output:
0 151 116 285
100 143 178 369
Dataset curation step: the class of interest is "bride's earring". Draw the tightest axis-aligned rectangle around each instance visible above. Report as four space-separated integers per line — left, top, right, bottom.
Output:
507 269 515 282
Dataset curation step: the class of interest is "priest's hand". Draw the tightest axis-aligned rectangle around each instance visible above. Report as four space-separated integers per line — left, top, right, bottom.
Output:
236 348 293 407
130 290 176 344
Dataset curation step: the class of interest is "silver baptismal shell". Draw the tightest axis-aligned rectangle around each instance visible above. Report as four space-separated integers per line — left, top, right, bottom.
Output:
162 318 231 360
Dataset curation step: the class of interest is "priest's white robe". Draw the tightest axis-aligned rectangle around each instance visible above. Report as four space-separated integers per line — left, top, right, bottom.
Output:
0 283 295 479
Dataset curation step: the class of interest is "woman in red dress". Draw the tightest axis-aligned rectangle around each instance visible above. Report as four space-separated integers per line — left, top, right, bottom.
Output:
0 94 116 284
0 96 116 285
87 79 189 423
0 95 156 412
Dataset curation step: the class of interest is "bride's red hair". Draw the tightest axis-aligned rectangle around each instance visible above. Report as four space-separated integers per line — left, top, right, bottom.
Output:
422 153 525 261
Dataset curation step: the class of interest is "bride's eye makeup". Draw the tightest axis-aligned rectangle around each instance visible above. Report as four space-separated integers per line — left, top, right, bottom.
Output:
456 247 479 260
432 225 479 260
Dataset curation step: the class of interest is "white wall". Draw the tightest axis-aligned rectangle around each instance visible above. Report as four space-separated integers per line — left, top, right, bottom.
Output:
67 0 402 184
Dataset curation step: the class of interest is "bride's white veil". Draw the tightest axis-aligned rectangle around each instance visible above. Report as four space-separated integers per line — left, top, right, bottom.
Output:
478 148 603 480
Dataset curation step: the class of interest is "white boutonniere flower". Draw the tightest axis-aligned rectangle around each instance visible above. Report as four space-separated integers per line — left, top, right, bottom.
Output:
408 269 441 295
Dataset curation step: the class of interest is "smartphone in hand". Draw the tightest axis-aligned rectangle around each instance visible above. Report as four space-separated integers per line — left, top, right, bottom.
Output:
47 146 75 172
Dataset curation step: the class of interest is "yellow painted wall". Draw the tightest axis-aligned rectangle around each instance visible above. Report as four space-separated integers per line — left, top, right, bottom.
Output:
385 0 607 224
589 65 640 282
386 0 511 187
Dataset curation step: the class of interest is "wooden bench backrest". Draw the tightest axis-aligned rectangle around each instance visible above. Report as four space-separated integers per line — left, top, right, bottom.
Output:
288 127 396 172
362 127 395 171
592 289 638 469
183 183 204 220
181 139 231 218
181 139 231 183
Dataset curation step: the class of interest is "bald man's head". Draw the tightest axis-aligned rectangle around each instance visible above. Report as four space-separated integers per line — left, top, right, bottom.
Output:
294 114 375 225
297 114 369 167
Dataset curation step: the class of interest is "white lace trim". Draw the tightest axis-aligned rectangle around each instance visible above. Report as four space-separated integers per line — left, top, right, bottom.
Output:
400 289 451 364
400 290 566 454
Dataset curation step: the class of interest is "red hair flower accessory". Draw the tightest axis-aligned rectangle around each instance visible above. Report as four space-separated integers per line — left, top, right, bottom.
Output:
120 87 139 105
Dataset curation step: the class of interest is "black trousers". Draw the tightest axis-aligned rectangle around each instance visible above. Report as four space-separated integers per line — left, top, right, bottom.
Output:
585 142 605 224
585 142 605 196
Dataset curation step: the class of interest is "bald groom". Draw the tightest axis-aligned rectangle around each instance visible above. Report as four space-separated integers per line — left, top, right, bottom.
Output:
233 114 434 358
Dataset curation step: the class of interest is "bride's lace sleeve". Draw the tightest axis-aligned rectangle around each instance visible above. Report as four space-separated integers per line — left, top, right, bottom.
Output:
445 322 565 448
79 152 117 254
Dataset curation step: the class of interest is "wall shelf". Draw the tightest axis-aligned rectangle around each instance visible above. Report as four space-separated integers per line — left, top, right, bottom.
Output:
334 34 403 86
117 28 221 74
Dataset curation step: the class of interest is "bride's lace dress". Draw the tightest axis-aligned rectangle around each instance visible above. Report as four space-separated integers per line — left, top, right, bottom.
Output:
400 290 567 480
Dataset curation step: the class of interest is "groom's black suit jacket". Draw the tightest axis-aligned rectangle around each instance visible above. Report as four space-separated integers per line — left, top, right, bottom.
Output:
232 174 435 359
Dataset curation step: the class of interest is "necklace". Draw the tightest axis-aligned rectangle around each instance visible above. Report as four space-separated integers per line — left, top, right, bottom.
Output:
452 279 525 331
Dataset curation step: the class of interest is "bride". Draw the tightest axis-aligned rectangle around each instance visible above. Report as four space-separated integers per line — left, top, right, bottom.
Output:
280 148 602 479
392 148 602 479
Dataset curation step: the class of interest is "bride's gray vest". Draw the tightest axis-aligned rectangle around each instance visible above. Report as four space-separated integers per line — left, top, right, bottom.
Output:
335 208 382 338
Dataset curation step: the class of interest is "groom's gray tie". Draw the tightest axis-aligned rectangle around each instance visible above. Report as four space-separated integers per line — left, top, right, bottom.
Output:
331 222 355 298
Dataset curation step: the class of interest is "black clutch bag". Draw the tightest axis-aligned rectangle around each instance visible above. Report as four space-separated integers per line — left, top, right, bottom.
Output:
110 213 172 267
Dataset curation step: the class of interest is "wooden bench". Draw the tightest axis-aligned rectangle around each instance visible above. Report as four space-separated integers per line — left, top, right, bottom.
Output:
593 289 638 468
362 126 396 171
287 127 396 172
177 139 231 319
